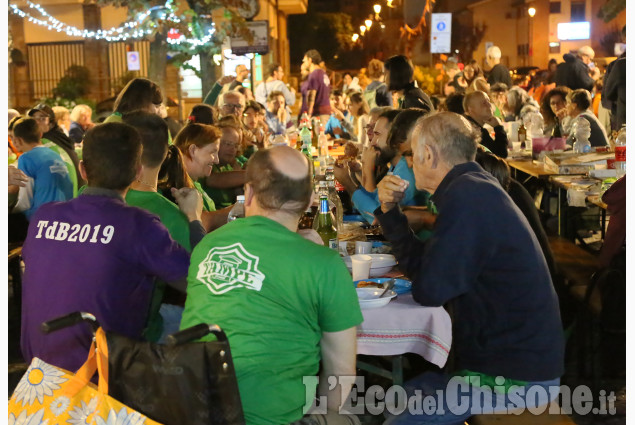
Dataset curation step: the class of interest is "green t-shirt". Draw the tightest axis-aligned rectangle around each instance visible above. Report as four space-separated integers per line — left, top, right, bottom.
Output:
125 189 191 251
104 112 122 123
193 181 216 212
200 162 245 209
125 189 193 342
181 216 363 425
42 139 78 197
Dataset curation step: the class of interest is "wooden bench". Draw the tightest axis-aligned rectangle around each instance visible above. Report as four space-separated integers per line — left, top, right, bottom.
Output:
548 236 605 318
549 236 600 289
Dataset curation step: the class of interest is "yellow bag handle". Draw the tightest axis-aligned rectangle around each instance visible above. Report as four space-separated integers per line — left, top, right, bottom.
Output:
95 328 109 394
62 328 110 396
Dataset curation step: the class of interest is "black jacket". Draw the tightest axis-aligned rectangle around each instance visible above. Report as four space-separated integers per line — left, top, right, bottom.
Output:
464 115 509 158
400 82 434 113
487 63 512 87
508 179 555 277
376 162 564 381
554 53 594 91
602 55 626 130
43 127 84 187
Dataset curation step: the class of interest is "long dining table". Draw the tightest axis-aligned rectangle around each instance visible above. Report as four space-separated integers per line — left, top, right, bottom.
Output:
355 290 452 385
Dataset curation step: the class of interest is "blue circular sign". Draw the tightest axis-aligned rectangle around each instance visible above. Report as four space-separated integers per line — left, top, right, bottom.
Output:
436 22 446 31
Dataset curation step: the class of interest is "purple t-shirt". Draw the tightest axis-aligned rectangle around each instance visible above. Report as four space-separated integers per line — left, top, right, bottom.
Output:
20 191 190 372
306 68 331 115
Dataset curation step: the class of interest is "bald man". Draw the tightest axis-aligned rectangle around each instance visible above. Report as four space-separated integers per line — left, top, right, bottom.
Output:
229 64 250 91
463 90 509 158
377 113 563 423
180 146 363 424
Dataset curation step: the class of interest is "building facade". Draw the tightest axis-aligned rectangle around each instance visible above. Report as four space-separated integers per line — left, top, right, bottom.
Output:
8 0 307 117
467 0 625 70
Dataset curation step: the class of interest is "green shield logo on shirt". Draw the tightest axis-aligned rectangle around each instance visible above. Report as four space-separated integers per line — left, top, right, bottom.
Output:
196 243 265 294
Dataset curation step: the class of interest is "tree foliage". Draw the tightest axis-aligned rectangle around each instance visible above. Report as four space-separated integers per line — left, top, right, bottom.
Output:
94 0 251 90
451 20 487 62
597 0 625 23
53 65 92 100
288 12 356 68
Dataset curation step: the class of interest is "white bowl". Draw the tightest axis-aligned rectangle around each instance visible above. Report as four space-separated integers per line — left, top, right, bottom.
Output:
356 288 397 309
369 266 394 277
344 254 396 269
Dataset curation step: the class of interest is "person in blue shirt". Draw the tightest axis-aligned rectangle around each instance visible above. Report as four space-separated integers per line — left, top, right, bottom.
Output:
264 91 292 135
333 108 431 224
10 117 73 220
325 89 354 140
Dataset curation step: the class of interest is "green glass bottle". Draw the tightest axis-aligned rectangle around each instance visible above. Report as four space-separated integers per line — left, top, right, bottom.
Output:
316 194 338 249
300 123 312 161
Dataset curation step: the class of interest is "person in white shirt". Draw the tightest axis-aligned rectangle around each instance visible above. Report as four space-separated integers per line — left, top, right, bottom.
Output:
254 63 296 108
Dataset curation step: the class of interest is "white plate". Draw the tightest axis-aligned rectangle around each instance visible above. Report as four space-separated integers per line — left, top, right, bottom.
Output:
356 288 397 309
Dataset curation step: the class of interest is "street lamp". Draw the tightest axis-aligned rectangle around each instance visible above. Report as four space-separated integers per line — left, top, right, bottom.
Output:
365 18 373 29
386 0 394 7
360 25 366 35
374 4 381 20
352 33 359 42
527 7 535 66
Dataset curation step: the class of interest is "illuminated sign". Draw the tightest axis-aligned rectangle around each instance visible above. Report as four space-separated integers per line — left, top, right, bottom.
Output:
557 22 590 40
430 13 452 54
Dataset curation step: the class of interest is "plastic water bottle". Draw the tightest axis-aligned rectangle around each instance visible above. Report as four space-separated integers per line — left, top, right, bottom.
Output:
614 125 626 178
227 195 245 222
572 116 591 154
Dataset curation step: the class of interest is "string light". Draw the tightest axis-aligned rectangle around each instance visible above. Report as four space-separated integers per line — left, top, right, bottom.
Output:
9 0 214 46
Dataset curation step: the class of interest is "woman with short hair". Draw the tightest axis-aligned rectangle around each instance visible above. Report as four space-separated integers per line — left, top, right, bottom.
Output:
566 89 608 147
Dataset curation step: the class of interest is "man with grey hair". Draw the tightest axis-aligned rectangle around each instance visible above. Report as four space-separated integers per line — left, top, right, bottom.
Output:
486 45 512 87
219 90 246 119
554 45 599 91
376 112 564 423
181 145 362 424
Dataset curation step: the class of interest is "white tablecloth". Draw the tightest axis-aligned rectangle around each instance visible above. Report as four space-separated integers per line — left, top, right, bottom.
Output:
356 294 452 368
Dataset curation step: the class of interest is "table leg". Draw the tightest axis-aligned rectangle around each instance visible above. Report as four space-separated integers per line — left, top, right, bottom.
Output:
557 187 562 236
600 209 606 240
357 355 405 387
392 356 403 386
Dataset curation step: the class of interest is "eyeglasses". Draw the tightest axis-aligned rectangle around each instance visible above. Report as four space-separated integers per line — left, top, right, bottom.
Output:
222 103 244 111
220 140 239 148
33 115 49 122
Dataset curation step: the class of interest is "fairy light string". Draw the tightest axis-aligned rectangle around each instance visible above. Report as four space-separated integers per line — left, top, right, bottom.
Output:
9 0 214 47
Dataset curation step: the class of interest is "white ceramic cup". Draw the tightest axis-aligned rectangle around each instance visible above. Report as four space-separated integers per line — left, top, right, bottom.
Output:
351 254 372 281
355 241 373 254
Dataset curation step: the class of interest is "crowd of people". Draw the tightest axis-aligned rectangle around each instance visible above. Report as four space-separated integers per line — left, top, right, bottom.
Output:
7 32 626 424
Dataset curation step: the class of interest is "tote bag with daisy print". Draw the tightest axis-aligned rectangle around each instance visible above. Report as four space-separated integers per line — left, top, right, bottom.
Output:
8 328 162 425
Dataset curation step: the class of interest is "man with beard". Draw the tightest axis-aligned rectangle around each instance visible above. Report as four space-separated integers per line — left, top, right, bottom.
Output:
333 108 419 224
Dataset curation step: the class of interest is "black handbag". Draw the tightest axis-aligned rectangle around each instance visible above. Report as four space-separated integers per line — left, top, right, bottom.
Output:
106 324 245 425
